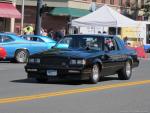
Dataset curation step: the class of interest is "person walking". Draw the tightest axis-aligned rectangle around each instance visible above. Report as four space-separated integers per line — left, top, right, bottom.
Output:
23 24 34 35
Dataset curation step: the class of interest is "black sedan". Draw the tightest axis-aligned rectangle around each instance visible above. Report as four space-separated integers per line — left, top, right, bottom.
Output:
25 34 139 84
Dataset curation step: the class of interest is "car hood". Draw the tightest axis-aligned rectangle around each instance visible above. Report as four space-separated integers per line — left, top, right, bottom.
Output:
32 48 102 59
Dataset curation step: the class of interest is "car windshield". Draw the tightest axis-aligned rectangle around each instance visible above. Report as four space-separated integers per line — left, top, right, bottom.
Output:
55 35 102 50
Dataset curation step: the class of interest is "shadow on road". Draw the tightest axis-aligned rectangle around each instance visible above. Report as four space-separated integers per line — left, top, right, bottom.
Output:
10 76 119 85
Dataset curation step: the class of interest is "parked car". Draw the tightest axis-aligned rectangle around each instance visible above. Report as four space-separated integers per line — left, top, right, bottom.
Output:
0 33 56 63
0 47 7 60
25 34 139 84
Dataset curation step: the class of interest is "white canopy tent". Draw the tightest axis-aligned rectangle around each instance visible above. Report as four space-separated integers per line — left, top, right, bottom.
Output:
71 5 137 28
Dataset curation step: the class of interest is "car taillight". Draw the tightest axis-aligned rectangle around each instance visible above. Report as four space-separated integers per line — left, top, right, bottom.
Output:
0 47 7 59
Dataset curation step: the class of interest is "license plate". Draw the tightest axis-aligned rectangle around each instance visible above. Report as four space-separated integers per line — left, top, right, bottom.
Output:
47 70 57 76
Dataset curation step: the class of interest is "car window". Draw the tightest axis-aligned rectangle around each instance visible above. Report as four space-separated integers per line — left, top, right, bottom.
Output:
23 36 44 42
115 37 125 50
81 37 102 50
104 37 118 51
22 36 30 40
31 37 44 42
0 35 14 43
56 36 103 50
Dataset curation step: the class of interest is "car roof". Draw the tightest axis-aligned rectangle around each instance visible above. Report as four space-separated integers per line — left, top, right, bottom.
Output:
22 35 49 38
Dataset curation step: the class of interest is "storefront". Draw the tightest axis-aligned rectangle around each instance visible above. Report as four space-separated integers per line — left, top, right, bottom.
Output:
0 2 21 32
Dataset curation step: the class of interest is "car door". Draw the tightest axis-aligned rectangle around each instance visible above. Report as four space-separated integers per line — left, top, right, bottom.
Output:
28 36 49 54
0 35 17 58
101 36 123 75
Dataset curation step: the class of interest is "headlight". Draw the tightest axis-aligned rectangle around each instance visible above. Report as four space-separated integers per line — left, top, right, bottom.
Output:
77 60 86 65
70 59 86 65
28 58 34 63
35 58 40 63
28 58 40 63
70 59 76 65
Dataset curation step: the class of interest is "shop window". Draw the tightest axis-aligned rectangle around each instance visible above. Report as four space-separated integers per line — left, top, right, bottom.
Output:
119 0 123 6
110 0 114 5
101 0 105 3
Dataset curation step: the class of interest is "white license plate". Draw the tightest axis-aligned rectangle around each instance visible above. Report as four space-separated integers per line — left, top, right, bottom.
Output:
47 70 57 76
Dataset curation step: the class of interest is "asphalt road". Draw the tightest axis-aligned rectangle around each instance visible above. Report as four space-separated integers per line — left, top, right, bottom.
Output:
0 57 150 113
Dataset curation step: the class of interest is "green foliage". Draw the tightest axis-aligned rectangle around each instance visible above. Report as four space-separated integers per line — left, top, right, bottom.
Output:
144 0 150 18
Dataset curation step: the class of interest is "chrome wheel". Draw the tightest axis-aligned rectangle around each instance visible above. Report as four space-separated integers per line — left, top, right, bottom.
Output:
15 50 28 63
93 65 99 81
118 61 132 80
90 64 100 84
126 62 131 77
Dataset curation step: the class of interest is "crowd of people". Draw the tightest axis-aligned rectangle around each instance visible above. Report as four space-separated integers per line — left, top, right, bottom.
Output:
23 25 65 41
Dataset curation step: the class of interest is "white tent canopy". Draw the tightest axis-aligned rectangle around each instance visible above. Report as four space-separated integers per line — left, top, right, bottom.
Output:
72 5 137 27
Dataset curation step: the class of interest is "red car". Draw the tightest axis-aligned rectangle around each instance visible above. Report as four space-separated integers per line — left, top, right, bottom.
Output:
0 47 7 60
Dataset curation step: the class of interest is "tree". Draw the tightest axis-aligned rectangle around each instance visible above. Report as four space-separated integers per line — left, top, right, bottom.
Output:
130 0 140 20
144 0 150 20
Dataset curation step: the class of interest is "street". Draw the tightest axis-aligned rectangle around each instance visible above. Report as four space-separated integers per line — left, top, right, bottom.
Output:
0 57 150 113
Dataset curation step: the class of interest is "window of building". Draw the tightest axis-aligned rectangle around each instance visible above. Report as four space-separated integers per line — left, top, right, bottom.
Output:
110 0 114 5
141 0 144 8
92 0 96 2
119 0 123 6
126 0 130 7
101 0 105 3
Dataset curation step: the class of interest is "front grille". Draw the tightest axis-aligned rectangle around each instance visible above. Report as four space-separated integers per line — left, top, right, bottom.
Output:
41 56 69 66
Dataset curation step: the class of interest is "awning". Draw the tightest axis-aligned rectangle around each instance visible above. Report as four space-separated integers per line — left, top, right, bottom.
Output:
0 3 21 18
49 7 90 17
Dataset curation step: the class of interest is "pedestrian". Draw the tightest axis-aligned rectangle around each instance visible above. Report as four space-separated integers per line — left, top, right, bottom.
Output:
55 28 65 41
103 31 107 35
123 36 128 46
98 31 101 34
40 28 44 35
48 28 55 39
42 29 48 36
23 24 34 35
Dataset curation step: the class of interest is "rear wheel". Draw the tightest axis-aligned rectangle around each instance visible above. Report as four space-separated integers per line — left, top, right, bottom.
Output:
118 61 132 80
89 64 100 84
15 49 29 63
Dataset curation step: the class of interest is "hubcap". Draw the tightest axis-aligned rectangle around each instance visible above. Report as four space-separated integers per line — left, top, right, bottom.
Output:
92 65 99 81
16 51 26 62
126 62 131 77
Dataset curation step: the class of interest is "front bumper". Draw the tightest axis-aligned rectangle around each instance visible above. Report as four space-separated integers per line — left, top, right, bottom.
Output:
25 64 92 80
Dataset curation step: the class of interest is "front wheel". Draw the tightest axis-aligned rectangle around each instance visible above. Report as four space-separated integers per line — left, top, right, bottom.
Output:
118 61 132 80
89 64 100 84
15 49 29 63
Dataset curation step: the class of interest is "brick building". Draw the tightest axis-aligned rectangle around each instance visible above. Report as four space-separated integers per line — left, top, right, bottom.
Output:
2 0 148 34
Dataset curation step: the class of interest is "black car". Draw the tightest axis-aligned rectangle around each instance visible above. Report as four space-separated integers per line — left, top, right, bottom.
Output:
25 34 139 84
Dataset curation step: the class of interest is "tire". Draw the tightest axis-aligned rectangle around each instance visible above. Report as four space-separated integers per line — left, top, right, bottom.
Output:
118 61 132 80
15 49 29 63
36 77 48 83
89 64 100 84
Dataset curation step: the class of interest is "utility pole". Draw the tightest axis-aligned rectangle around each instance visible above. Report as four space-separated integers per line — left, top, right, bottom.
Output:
35 0 43 35
10 0 16 33
21 0 24 35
